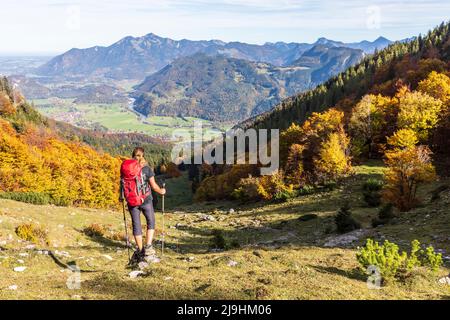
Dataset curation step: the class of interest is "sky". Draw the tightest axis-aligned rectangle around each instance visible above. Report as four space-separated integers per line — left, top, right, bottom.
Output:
0 0 449 55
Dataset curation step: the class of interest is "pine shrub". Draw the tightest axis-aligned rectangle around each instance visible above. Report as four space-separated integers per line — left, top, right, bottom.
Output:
335 203 361 234
362 179 383 207
356 239 443 285
371 203 395 227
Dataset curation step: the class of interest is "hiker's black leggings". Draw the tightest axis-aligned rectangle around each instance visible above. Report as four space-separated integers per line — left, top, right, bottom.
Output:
128 203 155 236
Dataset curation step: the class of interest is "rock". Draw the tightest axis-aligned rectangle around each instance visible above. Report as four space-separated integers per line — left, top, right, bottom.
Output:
323 229 369 248
17 259 24 264
227 260 238 267
13 266 27 272
438 276 450 285
19 253 29 257
55 250 70 258
198 214 216 222
25 244 35 250
102 254 113 261
229 209 235 214
138 261 149 270
164 276 173 281
128 270 145 278
145 255 161 263
8 285 18 290
0 240 6 245
188 256 195 262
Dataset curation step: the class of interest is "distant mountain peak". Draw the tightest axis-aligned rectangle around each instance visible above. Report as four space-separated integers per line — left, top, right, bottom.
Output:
374 36 390 43
315 37 331 44
144 32 163 39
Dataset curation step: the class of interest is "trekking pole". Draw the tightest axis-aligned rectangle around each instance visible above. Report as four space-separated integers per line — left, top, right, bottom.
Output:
122 199 131 263
162 182 166 258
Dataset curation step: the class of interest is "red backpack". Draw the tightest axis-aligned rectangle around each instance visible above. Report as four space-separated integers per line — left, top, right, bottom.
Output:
120 159 151 206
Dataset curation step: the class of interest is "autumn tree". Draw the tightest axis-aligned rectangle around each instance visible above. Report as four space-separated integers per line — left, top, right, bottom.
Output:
397 91 443 140
386 128 419 150
0 94 15 115
383 145 436 211
315 130 351 183
279 108 351 187
349 94 394 158
284 143 304 187
417 71 450 105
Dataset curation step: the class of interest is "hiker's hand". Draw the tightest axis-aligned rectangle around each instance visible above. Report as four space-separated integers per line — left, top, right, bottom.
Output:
160 188 166 195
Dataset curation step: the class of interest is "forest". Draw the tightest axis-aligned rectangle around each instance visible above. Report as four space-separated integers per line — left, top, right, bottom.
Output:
192 21 450 215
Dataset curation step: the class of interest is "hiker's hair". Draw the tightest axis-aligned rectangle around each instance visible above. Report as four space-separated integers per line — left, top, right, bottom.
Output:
132 147 145 158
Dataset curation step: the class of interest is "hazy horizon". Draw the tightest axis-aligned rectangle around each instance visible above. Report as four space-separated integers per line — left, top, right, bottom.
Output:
0 0 449 55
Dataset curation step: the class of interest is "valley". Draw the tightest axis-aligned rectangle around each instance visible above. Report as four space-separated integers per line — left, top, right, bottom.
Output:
32 97 227 141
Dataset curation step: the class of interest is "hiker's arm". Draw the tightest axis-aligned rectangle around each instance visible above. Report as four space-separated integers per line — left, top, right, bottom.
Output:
149 176 166 195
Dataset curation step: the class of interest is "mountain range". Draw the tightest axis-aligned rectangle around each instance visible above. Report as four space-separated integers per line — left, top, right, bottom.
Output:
22 33 395 122
36 33 392 81
132 45 363 121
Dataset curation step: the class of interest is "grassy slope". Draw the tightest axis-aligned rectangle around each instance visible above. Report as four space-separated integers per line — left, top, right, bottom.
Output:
0 165 449 300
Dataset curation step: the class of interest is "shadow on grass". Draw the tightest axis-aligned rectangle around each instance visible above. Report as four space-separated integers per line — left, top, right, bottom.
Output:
74 228 127 249
81 273 244 299
309 265 365 282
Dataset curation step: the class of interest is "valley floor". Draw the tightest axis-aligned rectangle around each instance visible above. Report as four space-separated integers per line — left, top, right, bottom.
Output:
0 163 449 300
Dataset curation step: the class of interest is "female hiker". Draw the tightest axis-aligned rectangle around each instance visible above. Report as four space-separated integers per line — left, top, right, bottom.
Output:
120 147 166 263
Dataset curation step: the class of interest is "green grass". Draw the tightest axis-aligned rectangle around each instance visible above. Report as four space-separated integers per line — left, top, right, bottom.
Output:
32 98 228 139
0 163 449 300
154 172 193 210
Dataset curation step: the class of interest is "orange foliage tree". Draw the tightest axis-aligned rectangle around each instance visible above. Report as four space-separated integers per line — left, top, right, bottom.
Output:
0 119 121 208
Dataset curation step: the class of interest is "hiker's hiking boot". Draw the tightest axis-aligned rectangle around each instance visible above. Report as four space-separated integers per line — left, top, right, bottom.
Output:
144 244 156 257
129 249 145 265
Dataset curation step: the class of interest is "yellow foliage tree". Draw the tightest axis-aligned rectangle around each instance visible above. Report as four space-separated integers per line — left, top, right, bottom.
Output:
417 71 450 106
0 94 15 115
285 143 305 187
397 91 443 140
349 94 394 157
280 123 303 166
387 128 419 150
383 145 436 211
194 164 258 201
0 119 121 208
315 130 351 182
